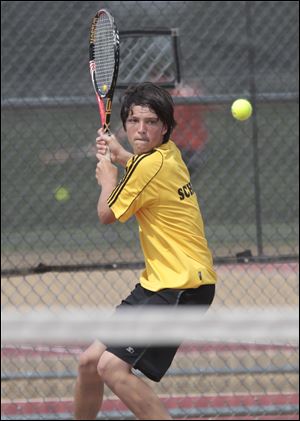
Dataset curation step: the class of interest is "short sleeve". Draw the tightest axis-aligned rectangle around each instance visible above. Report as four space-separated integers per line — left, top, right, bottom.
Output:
108 151 163 222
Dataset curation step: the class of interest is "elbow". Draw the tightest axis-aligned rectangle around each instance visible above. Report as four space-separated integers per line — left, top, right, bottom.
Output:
100 216 112 225
98 210 116 225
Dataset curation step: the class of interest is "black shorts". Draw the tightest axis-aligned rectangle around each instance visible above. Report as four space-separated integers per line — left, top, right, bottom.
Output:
105 283 215 382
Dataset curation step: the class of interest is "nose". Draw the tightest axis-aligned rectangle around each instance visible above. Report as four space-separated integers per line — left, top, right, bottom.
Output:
137 121 146 134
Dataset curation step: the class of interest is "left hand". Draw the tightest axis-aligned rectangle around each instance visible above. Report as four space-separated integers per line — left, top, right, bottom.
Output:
95 157 118 188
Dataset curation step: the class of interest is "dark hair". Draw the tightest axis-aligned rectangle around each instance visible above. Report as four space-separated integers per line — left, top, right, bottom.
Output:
120 82 176 143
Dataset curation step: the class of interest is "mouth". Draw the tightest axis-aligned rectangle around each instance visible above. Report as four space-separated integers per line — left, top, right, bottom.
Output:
133 139 149 154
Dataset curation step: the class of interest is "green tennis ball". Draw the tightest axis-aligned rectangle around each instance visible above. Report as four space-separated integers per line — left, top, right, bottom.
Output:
54 186 70 202
231 99 253 121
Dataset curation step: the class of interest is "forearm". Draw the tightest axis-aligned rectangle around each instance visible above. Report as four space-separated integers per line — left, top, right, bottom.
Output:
116 147 133 167
97 185 117 224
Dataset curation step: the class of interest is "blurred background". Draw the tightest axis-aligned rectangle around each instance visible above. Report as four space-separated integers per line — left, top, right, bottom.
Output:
1 1 299 420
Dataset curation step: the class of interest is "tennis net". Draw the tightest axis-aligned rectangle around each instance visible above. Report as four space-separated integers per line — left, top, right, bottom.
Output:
1 307 299 420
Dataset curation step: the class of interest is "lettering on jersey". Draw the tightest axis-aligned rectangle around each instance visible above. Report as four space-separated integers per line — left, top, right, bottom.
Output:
178 182 194 200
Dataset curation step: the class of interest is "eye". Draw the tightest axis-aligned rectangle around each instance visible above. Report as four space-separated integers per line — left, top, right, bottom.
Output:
127 117 138 124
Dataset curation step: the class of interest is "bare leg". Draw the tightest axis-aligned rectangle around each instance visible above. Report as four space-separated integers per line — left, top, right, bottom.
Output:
74 340 106 420
98 351 172 420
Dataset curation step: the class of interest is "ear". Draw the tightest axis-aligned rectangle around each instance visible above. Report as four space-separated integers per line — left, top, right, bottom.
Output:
162 124 168 136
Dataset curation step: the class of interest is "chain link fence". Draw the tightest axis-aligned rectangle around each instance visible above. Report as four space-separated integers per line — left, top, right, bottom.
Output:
1 1 299 419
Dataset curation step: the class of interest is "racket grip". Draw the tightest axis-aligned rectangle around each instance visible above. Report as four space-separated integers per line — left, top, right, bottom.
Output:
97 95 111 161
104 146 111 161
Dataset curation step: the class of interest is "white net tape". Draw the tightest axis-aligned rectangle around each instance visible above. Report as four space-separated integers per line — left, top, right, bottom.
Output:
2 307 299 345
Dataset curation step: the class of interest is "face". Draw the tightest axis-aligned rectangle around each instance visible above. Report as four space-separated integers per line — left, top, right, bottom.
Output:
125 105 167 155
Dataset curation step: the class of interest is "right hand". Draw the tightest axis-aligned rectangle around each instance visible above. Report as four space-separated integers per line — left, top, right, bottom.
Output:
95 156 118 188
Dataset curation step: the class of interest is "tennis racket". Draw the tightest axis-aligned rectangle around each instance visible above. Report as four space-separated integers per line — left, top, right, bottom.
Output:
89 9 120 160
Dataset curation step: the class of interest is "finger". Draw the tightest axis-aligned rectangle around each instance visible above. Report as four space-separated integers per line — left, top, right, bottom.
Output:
97 143 108 152
96 143 106 152
96 140 106 148
96 128 107 141
96 135 107 144
97 140 110 153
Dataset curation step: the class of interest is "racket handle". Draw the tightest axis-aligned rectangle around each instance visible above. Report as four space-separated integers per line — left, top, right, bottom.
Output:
104 145 111 161
97 95 111 161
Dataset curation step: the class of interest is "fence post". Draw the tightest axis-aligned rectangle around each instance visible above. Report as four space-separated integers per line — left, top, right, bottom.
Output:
245 1 264 256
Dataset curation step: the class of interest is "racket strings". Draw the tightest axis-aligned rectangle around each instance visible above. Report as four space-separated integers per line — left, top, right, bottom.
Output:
94 14 116 90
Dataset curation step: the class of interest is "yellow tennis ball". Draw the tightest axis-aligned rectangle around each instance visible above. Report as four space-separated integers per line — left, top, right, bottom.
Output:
102 84 108 92
54 186 70 202
231 99 252 121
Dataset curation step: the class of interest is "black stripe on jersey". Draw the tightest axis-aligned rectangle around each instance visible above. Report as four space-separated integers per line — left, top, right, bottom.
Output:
107 155 139 205
107 155 137 204
108 151 156 208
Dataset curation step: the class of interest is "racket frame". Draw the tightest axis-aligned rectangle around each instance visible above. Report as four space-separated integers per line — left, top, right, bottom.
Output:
89 9 120 134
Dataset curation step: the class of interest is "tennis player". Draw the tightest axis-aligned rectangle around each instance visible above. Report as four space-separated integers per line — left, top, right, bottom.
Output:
74 82 217 420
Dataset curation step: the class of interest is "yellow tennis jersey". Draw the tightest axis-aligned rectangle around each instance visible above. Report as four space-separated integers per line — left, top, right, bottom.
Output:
107 140 217 291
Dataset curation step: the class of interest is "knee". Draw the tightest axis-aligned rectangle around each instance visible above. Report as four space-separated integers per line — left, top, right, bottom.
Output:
97 356 110 381
78 352 99 377
77 341 106 378
97 353 129 385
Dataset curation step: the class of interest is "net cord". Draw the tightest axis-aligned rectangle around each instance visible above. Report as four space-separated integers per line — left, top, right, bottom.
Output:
2 307 298 345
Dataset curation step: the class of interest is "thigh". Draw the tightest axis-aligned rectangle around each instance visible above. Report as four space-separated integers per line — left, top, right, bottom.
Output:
115 283 153 308
97 350 132 379
180 284 215 306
